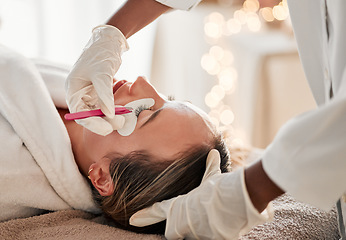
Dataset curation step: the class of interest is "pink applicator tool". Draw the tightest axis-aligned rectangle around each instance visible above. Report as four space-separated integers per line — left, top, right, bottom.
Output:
64 107 132 121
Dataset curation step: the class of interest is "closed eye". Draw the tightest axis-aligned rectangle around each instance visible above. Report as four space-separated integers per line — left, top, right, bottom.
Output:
140 108 164 128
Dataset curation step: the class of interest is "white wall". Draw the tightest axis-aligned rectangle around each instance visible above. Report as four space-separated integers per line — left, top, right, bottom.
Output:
0 0 157 81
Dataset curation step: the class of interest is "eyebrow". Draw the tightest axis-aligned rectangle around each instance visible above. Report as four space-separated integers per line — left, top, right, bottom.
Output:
140 108 164 129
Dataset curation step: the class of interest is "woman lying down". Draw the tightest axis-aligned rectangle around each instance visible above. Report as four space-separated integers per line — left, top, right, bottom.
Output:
66 78 231 233
66 76 231 234
0 36 233 234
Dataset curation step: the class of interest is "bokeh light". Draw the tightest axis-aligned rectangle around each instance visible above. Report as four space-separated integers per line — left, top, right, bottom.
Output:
209 45 224 61
260 7 275 22
203 0 288 142
233 10 247 25
211 85 226 101
205 92 220 108
220 109 235 125
208 12 225 24
243 0 260 13
220 50 234 66
226 19 241 34
246 12 261 32
204 22 223 38
273 5 289 21
201 54 221 75
218 68 237 91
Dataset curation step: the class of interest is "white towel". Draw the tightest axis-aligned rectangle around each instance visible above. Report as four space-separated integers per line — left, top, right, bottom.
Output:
0 45 99 222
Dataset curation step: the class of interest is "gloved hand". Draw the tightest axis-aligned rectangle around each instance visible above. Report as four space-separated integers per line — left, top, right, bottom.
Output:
65 25 129 136
130 150 273 240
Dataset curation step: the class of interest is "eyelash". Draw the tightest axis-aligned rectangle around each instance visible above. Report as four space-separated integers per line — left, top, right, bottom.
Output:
134 96 175 117
168 95 175 101
134 105 151 117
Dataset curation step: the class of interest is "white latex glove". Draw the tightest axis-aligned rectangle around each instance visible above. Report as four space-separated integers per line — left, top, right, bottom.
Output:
130 150 273 240
65 25 129 136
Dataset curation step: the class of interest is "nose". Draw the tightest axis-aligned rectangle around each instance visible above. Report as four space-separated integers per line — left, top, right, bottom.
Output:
129 76 152 95
130 76 165 108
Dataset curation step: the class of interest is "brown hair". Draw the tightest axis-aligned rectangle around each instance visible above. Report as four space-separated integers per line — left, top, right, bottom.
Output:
91 134 230 234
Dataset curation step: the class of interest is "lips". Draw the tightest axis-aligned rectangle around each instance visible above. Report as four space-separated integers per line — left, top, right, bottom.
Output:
113 80 127 94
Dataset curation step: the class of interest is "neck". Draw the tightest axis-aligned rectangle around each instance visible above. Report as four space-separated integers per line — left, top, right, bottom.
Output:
57 108 91 177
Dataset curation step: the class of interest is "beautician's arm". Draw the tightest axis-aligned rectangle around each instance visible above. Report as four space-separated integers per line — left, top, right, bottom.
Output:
107 0 171 38
245 160 285 212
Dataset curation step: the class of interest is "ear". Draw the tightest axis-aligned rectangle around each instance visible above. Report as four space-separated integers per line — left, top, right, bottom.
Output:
88 159 114 196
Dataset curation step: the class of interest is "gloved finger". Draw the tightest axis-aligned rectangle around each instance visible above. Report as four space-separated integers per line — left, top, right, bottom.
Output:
67 85 96 112
92 76 115 118
104 115 125 130
129 198 177 227
76 117 113 136
202 149 222 182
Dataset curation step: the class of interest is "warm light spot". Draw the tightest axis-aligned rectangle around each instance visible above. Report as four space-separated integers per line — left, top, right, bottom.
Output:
227 19 241 34
209 46 224 61
233 10 247 25
247 14 261 32
205 92 220 108
208 12 225 25
218 68 237 91
220 50 234 66
209 62 221 75
211 85 226 101
220 109 235 125
201 54 219 75
273 5 289 21
282 0 288 9
260 7 274 22
204 22 223 39
243 0 260 13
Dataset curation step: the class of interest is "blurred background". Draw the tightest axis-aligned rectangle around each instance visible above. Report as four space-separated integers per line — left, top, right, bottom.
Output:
0 0 316 149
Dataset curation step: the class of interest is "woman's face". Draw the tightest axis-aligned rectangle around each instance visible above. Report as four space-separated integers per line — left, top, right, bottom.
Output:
84 76 214 163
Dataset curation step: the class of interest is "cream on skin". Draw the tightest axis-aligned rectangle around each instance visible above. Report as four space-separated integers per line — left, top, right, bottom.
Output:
61 76 215 196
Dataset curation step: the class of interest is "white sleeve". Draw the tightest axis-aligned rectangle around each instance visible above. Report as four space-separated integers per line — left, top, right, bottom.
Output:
155 0 201 10
262 78 346 211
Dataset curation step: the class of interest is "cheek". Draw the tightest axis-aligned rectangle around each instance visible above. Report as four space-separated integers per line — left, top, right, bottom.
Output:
84 129 140 160
83 129 114 161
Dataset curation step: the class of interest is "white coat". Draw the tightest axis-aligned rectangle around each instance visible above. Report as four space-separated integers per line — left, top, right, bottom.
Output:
261 0 346 238
262 0 346 213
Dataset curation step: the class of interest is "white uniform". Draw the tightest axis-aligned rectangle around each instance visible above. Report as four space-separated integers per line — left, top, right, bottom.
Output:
261 0 346 238
157 0 346 238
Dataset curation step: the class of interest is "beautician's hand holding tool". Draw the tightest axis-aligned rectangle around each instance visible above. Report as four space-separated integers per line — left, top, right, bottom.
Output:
130 150 272 240
65 25 129 136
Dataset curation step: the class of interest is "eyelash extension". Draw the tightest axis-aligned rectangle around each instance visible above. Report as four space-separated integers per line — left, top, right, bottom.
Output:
167 95 175 101
134 105 151 117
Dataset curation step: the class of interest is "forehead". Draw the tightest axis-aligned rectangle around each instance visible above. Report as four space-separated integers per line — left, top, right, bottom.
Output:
83 100 216 163
136 102 214 154
173 101 215 133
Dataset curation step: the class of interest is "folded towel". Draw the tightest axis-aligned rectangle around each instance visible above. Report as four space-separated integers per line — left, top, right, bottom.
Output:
0 194 338 239
240 194 339 239
0 210 162 240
